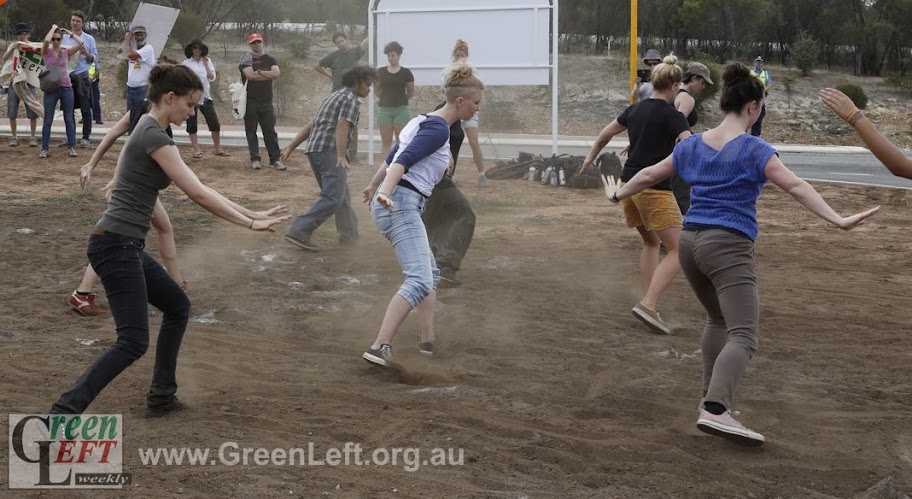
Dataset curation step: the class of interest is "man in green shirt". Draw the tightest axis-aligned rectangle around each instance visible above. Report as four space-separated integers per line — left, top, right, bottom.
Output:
315 32 369 160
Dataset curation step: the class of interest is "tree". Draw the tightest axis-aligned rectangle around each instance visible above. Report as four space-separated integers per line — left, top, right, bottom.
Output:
792 32 819 76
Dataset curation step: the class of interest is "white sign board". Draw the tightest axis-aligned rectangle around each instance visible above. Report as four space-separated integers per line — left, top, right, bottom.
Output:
119 3 180 60
373 0 553 86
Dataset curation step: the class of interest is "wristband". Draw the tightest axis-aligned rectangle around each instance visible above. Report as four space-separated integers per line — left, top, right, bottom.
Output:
248 219 254 229
848 111 865 126
843 108 860 124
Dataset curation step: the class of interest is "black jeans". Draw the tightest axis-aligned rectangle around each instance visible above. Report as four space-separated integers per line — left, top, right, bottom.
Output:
70 71 93 140
244 98 280 163
51 232 191 414
421 175 476 273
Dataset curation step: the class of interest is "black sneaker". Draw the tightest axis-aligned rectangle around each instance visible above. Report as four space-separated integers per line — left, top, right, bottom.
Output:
284 234 318 252
416 341 435 356
363 344 392 366
144 397 186 418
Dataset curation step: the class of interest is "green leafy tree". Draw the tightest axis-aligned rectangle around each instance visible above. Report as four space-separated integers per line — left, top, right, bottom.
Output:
792 32 819 77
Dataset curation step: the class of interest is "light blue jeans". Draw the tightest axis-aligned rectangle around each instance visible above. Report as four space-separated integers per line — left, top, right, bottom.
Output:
372 186 440 308
41 86 75 150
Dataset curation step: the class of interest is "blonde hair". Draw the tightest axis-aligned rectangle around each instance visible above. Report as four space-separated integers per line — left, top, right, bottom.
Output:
650 54 684 92
451 38 469 62
444 61 484 102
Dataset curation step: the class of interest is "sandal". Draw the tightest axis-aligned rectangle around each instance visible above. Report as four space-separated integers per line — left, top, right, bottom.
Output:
214 150 231 156
191 152 203 159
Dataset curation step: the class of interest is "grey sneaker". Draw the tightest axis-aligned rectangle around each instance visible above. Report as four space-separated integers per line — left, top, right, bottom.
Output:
39 149 49 158
416 341 435 356
363 344 392 366
284 234 318 251
68 147 78 157
697 409 765 446
251 160 262 170
478 173 488 187
79 138 91 148
631 303 671 335
28 137 38 147
144 396 187 418
270 160 287 171
9 137 19 147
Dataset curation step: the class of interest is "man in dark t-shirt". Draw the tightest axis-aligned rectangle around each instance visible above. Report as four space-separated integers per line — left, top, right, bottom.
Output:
239 33 283 170
315 32 368 160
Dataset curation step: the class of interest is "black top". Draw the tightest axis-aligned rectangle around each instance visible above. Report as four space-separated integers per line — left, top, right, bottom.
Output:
616 98 690 191
239 53 278 102
377 66 414 107
678 88 698 127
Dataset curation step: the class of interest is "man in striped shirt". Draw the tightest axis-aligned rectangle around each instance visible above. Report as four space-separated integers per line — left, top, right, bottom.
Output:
285 66 376 251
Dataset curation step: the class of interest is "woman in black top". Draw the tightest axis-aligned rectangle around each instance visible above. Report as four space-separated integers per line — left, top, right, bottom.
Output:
376 41 415 159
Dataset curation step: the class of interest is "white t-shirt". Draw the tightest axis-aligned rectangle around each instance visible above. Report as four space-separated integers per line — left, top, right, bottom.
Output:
181 57 216 102
127 45 155 88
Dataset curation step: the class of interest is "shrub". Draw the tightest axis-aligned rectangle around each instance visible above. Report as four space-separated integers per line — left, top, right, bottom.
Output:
272 54 298 118
835 83 868 110
885 75 912 97
792 32 819 77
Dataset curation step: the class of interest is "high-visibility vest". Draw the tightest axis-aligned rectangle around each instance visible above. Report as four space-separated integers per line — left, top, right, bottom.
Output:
750 68 769 86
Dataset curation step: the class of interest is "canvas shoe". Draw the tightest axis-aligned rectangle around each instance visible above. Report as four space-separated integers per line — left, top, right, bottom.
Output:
284 234 318 252
697 409 765 446
9 137 19 147
251 160 262 170
29 137 38 147
632 303 671 335
144 396 186 418
270 160 287 171
478 173 488 187
438 268 462 288
67 290 105 316
68 147 78 157
416 341 435 357
363 344 392 367
79 138 91 148
39 149 49 158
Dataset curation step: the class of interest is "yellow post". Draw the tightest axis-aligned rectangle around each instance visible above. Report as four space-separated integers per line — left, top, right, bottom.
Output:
630 0 638 104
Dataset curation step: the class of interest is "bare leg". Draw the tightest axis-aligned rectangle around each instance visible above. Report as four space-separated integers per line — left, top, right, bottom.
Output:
189 133 200 155
640 226 682 311
380 125 394 160
77 264 98 293
29 118 37 138
212 131 224 154
465 127 485 174
415 289 436 343
636 226 660 293
373 294 413 346
9 118 17 139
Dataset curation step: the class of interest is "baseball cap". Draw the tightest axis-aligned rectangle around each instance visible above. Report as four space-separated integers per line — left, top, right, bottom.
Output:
755 56 764 62
686 62 714 85
247 33 264 44
14 23 31 35
131 25 147 34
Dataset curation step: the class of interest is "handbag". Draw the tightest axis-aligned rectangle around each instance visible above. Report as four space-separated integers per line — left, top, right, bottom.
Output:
229 80 248 120
38 65 61 93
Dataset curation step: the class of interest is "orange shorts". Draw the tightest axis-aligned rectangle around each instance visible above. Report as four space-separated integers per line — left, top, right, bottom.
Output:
620 183 683 231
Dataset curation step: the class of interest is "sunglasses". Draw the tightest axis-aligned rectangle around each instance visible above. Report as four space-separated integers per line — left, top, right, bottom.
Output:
51 37 62 42
249 40 263 44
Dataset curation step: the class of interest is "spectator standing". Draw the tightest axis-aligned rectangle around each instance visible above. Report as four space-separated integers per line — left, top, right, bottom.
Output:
239 33 284 170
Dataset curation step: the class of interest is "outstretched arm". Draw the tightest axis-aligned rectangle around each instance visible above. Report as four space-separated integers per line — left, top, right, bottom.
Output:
150 199 185 288
580 120 626 175
609 154 675 201
765 154 879 229
80 111 132 187
280 119 314 162
820 88 912 180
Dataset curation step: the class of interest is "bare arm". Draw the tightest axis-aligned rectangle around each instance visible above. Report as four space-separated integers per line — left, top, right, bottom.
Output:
261 64 280 79
360 37 369 52
374 163 406 212
241 66 266 81
1 42 19 63
280 120 314 162
79 111 133 187
314 63 332 79
150 199 184 286
765 155 880 229
613 154 676 199
42 25 57 54
151 145 289 231
61 29 85 58
580 120 627 174
675 92 695 119
336 119 353 170
820 88 912 180
362 162 389 203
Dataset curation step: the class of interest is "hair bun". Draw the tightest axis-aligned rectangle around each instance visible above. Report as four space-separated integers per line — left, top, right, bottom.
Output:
722 63 752 86
662 54 678 66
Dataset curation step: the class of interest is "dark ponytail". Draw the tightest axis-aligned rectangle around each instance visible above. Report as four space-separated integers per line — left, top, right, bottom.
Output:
719 63 764 114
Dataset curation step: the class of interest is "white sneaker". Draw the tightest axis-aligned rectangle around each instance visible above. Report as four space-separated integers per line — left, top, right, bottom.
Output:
697 409 765 445
478 173 488 187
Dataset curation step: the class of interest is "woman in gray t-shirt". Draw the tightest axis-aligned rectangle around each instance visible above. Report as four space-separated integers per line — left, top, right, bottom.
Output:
51 64 289 417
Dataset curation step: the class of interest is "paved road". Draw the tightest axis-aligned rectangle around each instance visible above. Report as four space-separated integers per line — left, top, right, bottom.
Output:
8 123 911 189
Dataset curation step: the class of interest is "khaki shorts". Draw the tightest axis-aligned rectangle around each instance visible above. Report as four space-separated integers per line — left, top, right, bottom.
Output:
620 183 683 231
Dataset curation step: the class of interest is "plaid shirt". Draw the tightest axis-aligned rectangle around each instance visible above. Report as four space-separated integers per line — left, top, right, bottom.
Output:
305 87 360 154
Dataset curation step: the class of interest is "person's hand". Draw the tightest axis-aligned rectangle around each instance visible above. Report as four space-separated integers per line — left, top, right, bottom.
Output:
820 88 858 122
634 77 642 86
362 185 377 204
251 205 288 219
376 191 394 212
249 215 291 232
279 146 293 163
337 156 351 172
102 180 115 201
578 160 592 176
79 163 93 188
620 145 630 157
601 174 621 203
124 32 132 41
836 206 880 230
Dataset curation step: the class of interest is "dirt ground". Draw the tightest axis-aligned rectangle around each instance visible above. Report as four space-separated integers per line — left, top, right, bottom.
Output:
1 140 911 498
